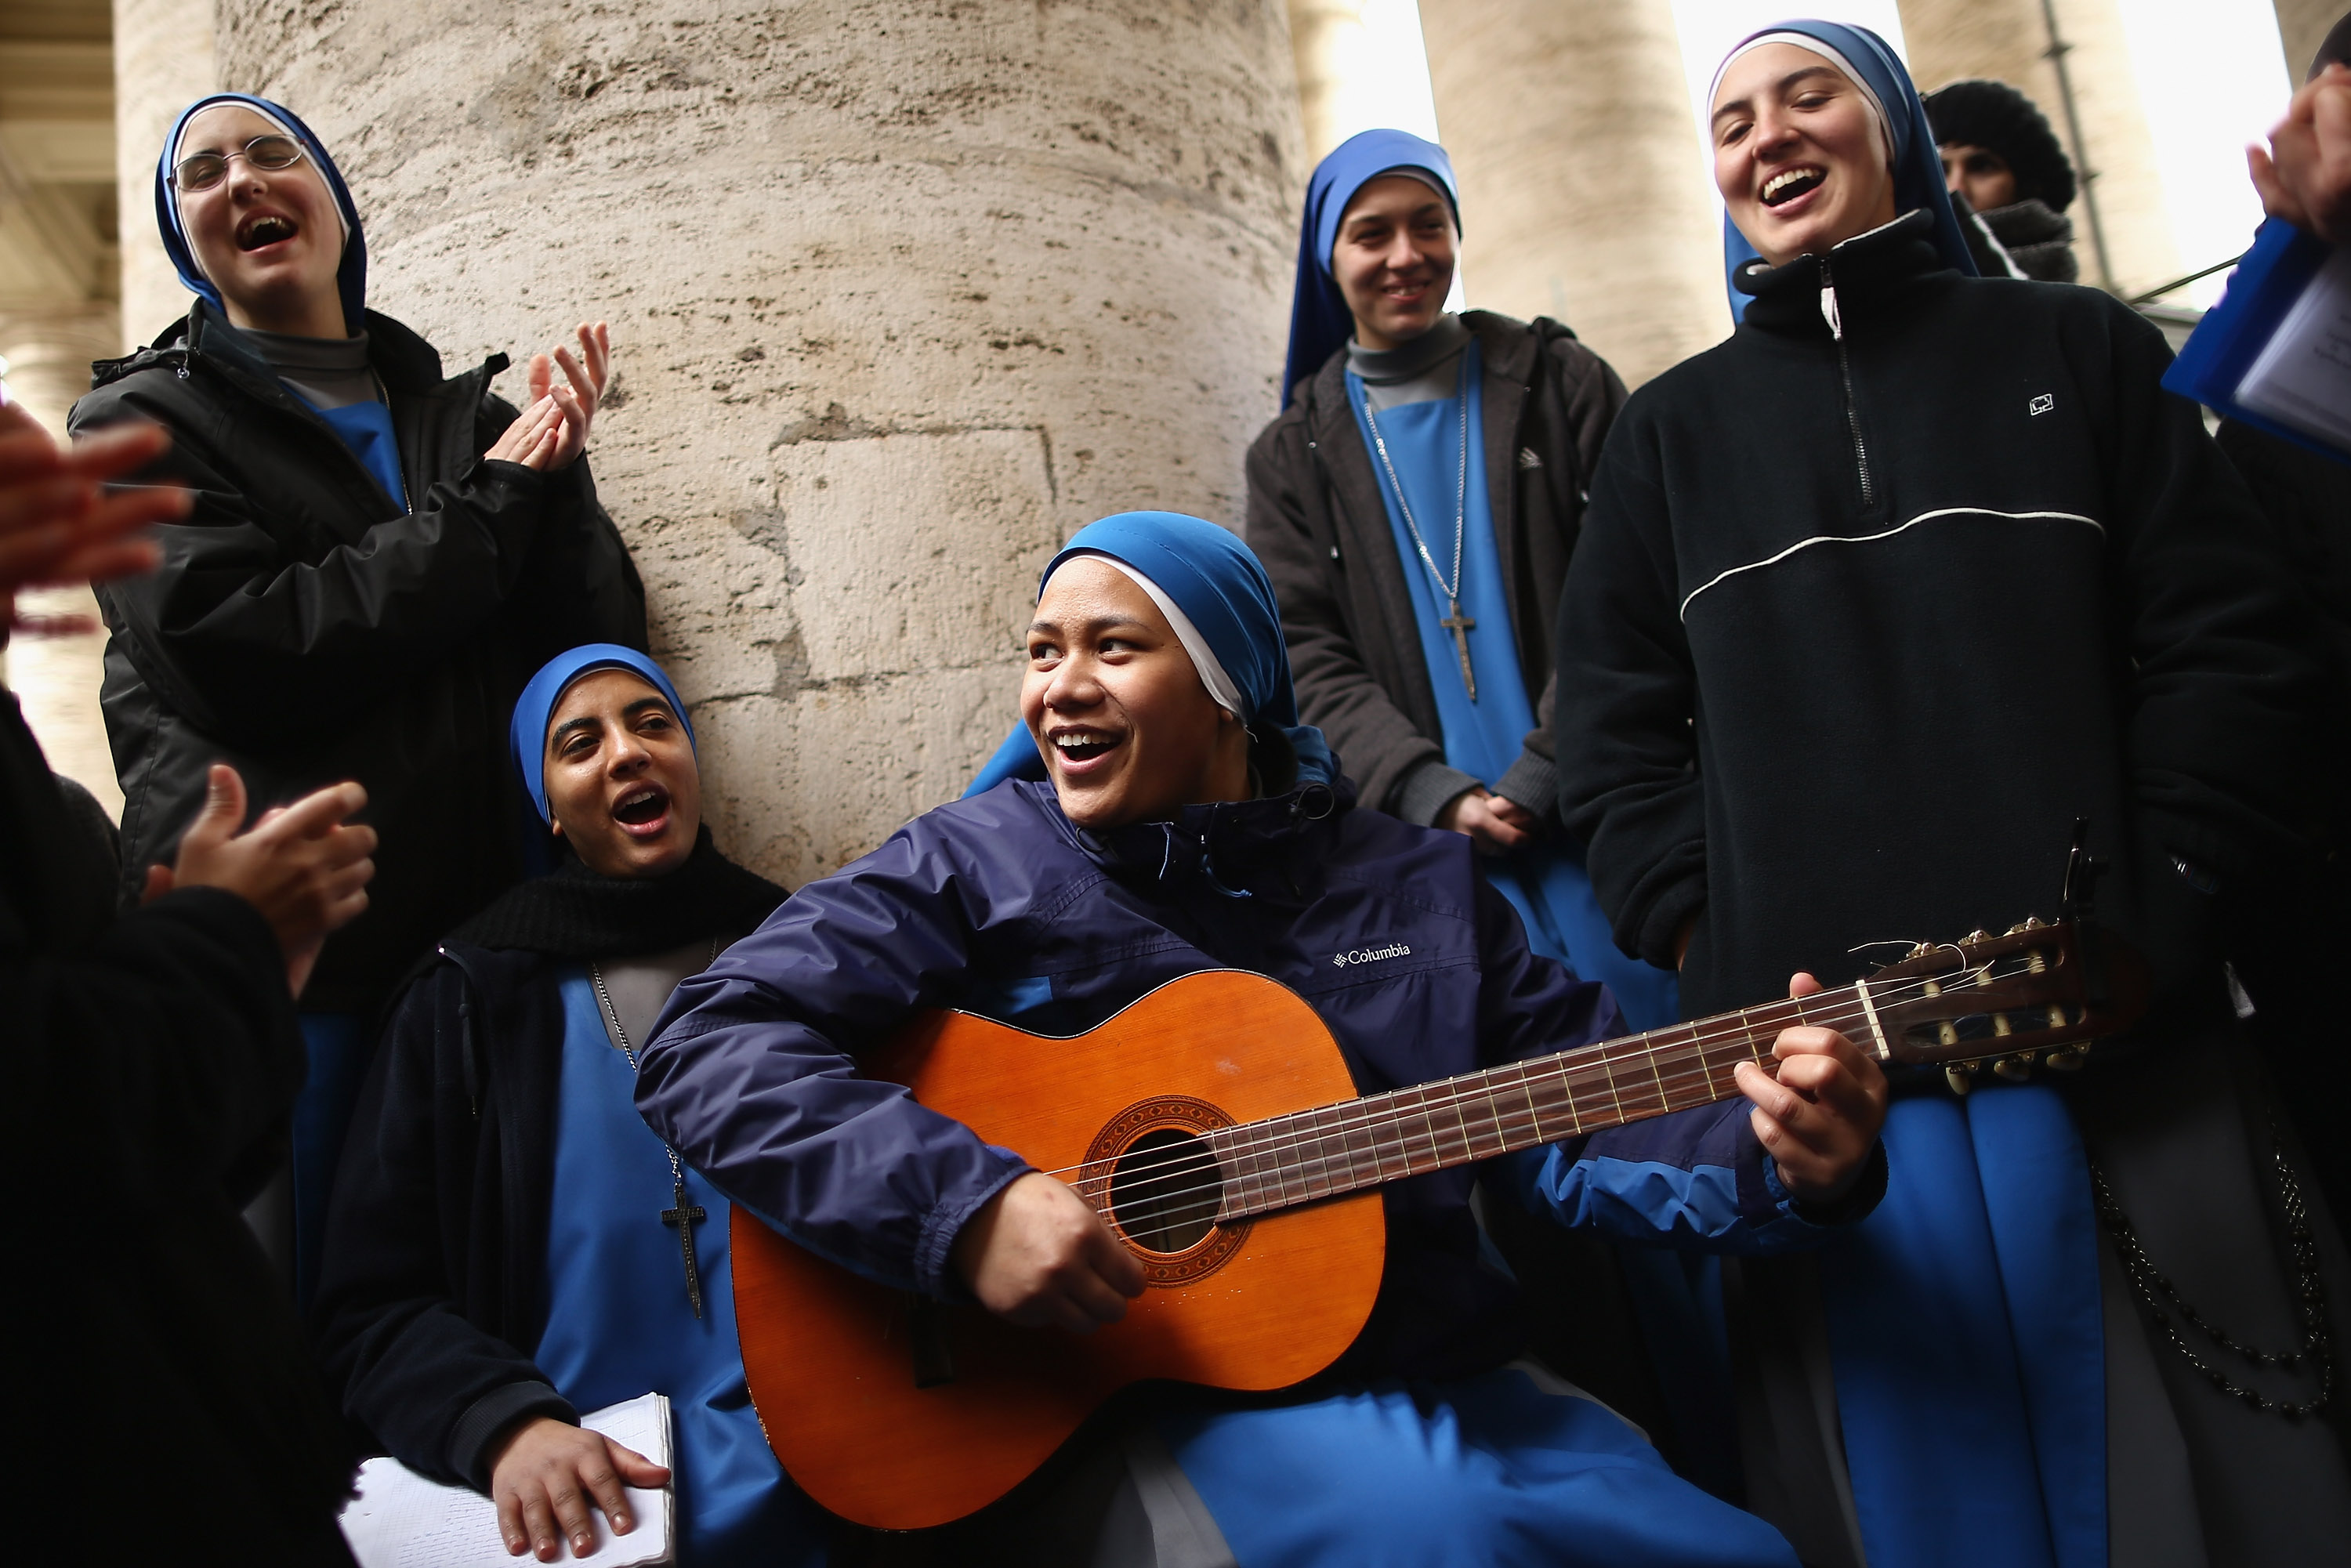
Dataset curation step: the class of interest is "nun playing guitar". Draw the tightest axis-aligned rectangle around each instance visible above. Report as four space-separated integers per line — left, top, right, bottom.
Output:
631 509 1891 1564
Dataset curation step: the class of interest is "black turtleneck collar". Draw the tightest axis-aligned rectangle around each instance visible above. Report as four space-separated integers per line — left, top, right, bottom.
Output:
1733 209 1957 337
445 826 786 958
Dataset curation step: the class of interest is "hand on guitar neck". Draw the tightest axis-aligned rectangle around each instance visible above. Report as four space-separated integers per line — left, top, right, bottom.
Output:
951 1171 1147 1332
1735 972 1891 1205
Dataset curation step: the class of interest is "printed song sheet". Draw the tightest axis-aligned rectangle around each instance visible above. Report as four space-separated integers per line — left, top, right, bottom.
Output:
338 1392 672 1568
2235 244 2351 449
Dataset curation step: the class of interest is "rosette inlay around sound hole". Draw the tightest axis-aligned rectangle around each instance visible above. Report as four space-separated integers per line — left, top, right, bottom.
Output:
1086 1095 1249 1285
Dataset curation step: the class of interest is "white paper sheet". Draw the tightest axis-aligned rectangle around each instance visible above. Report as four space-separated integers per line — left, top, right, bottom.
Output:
338 1392 672 1568
2236 244 2351 449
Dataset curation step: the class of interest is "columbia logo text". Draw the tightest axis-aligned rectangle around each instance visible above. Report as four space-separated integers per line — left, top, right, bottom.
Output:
1334 943 1412 968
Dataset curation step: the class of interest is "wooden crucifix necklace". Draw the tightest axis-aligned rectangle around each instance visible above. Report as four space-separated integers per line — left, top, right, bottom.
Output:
592 938 719 1318
1362 372 1476 701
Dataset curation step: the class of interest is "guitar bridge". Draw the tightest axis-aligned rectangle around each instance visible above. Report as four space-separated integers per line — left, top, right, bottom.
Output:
907 1293 956 1389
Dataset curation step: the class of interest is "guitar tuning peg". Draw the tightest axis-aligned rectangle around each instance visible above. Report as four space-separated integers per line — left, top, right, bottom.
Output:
2005 920 2030 936
1962 929 1992 945
1993 1053 2034 1082
1945 1063 1976 1096
2023 915 2049 929
2044 1044 2089 1072
1907 941 1935 959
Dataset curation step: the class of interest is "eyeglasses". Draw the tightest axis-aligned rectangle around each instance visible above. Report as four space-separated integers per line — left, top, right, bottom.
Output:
173 134 306 194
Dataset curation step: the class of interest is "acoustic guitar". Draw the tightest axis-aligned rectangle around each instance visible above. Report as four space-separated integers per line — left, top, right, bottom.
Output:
730 909 2146 1530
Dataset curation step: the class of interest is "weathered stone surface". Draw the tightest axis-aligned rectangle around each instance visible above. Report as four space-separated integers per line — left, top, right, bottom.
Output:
215 0 1305 886
1421 0 1727 389
112 0 216 349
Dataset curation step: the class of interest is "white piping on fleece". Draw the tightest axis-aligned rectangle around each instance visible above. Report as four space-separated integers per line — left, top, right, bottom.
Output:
1677 507 2104 621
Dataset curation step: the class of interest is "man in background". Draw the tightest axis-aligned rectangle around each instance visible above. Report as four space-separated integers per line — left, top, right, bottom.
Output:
1925 78 2081 282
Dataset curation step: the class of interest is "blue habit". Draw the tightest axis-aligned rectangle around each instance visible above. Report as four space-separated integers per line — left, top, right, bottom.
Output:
312 399 408 514
1159 1364 1799 1567
1342 345 1678 1032
538 971 828 1568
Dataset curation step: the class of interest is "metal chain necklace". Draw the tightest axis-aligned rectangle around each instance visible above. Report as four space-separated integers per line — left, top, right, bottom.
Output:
1362 369 1477 701
2090 1131 2334 1418
592 936 721 1319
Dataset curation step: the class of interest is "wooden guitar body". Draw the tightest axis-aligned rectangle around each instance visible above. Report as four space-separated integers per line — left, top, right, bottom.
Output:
729 970 1385 1530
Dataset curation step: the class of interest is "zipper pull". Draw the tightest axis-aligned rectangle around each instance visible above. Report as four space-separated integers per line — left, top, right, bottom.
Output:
1818 262 1843 342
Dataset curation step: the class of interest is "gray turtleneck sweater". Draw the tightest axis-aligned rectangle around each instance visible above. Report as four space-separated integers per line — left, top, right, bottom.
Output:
241 326 381 411
1346 313 1472 411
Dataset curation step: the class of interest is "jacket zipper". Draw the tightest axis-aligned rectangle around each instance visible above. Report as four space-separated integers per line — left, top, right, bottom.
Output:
1818 255 1875 510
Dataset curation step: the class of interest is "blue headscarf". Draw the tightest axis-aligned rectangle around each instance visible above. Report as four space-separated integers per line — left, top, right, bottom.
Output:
1281 129 1460 407
962 511 1337 798
1712 22 1976 321
155 93 368 336
512 645 696 824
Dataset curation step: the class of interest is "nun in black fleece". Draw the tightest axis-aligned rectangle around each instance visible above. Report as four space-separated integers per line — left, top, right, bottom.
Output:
1556 21 2351 1568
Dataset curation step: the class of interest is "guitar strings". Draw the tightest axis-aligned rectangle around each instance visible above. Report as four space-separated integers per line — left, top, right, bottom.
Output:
1065 961 2032 1223
1062 966 1976 1216
1081 998 1874 1220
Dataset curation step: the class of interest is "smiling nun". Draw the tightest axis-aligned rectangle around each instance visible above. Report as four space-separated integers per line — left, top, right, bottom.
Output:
313 645 831 1566
68 95 646 1302
1553 21 2350 1568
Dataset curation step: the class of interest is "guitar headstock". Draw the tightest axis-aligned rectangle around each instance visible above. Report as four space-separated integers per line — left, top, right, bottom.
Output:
1862 917 2148 1091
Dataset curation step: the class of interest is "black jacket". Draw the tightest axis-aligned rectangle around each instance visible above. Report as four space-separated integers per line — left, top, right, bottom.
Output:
1555 212 2328 1023
1246 312 1626 826
313 943 578 1490
70 302 647 1010
0 693 355 1565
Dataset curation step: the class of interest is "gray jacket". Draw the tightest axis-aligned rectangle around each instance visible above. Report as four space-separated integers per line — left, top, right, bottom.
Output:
1245 310 1627 825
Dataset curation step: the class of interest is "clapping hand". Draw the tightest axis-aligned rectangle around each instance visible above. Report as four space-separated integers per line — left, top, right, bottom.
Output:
0 397 187 622
487 322 611 472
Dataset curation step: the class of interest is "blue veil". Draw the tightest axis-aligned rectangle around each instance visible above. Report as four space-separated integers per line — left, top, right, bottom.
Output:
1712 21 1976 320
512 644 697 824
155 93 369 336
962 512 1336 797
1281 129 1460 407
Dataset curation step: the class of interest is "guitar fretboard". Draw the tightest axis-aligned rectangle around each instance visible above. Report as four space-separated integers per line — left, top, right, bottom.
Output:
1195 983 1883 1221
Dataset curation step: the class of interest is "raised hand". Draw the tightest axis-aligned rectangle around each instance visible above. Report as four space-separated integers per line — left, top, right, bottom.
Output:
2250 62 2351 244
1733 971 1889 1205
0 399 186 607
159 765 377 996
524 320 610 470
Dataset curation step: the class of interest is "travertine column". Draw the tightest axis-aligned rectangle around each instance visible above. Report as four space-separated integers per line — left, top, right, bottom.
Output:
112 0 217 350
0 308 132 815
1418 0 1727 388
1289 0 1378 165
216 0 1306 885
2274 0 2337 81
1898 0 2179 295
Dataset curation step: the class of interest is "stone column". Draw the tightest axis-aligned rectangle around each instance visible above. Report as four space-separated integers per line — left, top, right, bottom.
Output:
1418 0 1727 388
1897 0 2179 296
1288 0 1375 165
216 0 1306 886
2274 0 2336 82
0 309 132 816
112 0 217 351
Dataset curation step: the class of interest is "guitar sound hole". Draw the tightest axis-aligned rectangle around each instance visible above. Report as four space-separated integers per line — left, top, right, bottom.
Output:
1108 1128 1223 1254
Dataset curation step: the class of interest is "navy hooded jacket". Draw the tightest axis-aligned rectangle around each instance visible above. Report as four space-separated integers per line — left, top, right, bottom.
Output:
637 774 1872 1379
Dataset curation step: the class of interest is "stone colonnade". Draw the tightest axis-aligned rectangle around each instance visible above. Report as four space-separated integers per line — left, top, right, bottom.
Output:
112 0 218 353
1418 0 1726 389
213 0 1305 887
1894 0 2178 295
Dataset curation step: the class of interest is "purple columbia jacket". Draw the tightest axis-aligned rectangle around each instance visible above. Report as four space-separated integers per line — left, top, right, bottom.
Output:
636 777 1873 1378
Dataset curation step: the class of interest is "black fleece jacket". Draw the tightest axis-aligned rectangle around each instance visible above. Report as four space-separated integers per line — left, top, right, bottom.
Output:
1248 311 1626 826
1555 212 2329 1023
0 690 355 1565
70 302 646 1010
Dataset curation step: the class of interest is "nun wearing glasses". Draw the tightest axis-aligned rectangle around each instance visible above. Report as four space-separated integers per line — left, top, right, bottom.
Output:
1556 22 2350 1568
70 94 645 1305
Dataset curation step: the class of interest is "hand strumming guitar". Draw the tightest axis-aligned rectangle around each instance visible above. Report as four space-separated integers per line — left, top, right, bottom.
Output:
952 1170 1146 1333
1732 972 1889 1204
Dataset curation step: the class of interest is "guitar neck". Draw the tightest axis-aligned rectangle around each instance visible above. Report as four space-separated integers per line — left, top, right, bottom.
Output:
1203 981 1884 1222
